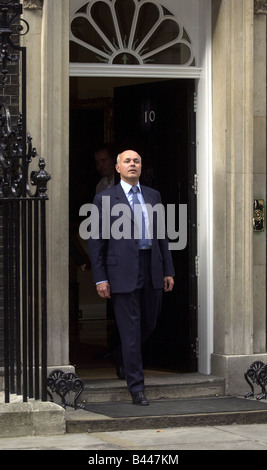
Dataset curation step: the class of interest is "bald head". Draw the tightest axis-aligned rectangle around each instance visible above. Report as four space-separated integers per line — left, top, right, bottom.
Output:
116 150 142 185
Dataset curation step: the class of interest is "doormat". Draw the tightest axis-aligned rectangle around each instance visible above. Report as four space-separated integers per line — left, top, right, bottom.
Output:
83 397 267 418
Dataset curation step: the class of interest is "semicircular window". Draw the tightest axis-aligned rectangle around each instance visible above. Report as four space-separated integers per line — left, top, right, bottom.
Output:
70 0 195 66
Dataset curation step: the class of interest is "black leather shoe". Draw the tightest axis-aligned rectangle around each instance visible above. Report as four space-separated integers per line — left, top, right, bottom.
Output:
132 391 149 406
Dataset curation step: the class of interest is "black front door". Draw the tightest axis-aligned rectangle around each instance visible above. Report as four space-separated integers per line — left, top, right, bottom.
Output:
114 79 198 372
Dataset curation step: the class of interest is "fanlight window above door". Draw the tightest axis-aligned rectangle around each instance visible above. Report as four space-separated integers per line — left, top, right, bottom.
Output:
70 0 195 66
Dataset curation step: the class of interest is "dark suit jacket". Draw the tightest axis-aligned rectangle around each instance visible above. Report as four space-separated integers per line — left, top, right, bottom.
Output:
88 182 174 294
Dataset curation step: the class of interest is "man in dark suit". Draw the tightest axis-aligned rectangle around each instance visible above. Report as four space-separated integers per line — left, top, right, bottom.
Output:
88 150 174 405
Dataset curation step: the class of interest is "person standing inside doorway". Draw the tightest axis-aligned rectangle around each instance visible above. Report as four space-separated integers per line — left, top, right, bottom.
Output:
88 150 174 405
94 144 115 194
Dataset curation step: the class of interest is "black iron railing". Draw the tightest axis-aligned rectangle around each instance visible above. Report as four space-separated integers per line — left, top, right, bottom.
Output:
0 1 50 403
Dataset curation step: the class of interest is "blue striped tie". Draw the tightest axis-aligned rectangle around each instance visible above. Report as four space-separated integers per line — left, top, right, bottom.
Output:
131 186 151 249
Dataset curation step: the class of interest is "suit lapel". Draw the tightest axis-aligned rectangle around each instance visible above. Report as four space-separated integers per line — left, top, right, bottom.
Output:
113 182 133 222
140 185 155 206
141 185 162 243
114 182 130 205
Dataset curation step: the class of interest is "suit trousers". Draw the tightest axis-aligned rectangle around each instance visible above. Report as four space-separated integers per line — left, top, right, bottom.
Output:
111 250 162 394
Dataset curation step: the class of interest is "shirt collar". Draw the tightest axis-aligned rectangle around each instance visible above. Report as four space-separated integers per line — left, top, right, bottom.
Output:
120 179 141 194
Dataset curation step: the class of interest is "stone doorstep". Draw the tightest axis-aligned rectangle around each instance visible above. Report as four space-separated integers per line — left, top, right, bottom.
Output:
0 401 66 438
2 374 267 436
64 374 267 433
79 374 226 404
0 375 227 437
66 408 267 434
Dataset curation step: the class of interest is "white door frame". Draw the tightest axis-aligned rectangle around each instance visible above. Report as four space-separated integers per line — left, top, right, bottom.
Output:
69 1 213 375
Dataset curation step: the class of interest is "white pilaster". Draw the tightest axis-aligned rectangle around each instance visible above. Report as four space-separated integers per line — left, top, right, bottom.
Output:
211 0 267 393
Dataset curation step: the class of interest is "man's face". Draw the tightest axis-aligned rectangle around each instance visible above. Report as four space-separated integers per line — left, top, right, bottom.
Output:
94 150 114 178
116 150 141 185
